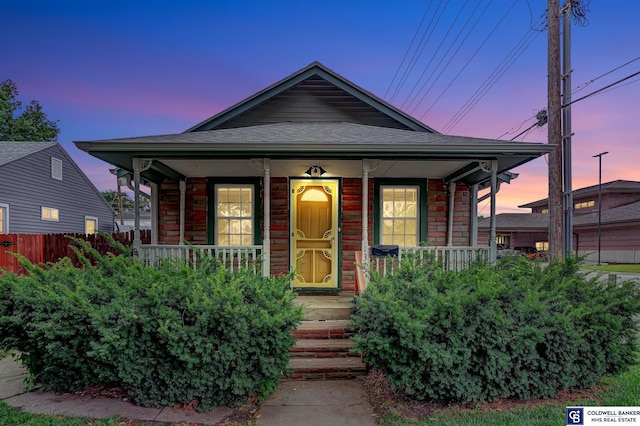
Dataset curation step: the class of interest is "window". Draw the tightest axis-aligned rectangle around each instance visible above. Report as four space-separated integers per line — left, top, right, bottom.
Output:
496 235 511 246
535 241 549 251
541 208 549 214
41 207 59 222
51 157 62 180
85 216 98 234
380 186 419 247
215 184 253 246
0 203 8 233
574 200 594 210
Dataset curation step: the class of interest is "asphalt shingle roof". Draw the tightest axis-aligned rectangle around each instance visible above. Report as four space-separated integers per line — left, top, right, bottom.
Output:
0 141 57 167
480 200 640 229
79 122 546 147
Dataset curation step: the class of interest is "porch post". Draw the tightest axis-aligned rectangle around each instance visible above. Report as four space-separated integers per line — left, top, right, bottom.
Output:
262 159 271 277
489 160 498 263
362 164 369 266
179 180 186 245
150 182 158 245
470 184 478 247
447 182 457 246
132 158 152 248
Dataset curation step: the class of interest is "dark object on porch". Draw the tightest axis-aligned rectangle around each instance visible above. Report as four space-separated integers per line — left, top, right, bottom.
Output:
371 245 399 257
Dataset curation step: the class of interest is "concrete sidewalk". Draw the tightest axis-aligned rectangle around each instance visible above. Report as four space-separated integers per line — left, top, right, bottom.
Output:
1 356 378 425
257 380 377 426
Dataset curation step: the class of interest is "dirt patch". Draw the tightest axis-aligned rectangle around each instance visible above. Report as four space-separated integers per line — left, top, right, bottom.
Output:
69 384 259 425
358 369 604 420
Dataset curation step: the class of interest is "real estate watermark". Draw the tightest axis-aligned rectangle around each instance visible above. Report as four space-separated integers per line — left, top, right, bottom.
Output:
567 407 640 425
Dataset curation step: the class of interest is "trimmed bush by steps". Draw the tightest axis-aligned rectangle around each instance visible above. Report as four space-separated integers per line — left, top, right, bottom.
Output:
0 237 303 411
350 254 640 403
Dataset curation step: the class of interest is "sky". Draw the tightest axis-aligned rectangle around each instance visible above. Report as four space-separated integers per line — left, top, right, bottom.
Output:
2 0 639 214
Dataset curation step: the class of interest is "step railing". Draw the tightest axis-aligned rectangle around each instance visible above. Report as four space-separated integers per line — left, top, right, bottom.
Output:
137 244 263 273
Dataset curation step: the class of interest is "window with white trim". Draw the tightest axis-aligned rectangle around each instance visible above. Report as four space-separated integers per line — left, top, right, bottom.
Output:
380 186 419 247
51 157 62 180
215 184 254 246
0 203 8 233
85 216 98 234
41 207 59 222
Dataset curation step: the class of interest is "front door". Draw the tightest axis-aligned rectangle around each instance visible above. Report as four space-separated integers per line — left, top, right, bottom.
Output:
290 179 339 289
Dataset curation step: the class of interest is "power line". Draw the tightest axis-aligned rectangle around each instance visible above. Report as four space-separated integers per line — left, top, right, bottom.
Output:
406 1 492 114
563 69 640 107
498 67 640 141
400 0 473 110
573 55 640 94
388 1 448 103
383 4 432 100
441 7 543 133
418 0 522 123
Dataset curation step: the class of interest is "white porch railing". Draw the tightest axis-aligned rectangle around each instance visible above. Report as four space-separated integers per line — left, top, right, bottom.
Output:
370 246 489 276
137 244 263 273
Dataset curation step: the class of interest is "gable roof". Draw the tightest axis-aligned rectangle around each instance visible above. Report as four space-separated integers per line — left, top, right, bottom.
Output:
186 61 437 133
0 141 114 213
519 180 640 208
75 62 553 187
0 141 57 167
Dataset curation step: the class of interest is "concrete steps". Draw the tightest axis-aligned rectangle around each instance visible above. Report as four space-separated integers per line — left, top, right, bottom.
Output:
286 293 366 380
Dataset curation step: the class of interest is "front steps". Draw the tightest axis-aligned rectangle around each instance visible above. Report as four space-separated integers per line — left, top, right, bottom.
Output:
286 293 367 380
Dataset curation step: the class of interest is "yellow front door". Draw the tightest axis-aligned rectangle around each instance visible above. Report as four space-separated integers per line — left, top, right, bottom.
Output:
291 179 339 289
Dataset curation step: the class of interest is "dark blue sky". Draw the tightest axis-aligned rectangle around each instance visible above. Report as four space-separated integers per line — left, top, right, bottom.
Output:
3 0 638 212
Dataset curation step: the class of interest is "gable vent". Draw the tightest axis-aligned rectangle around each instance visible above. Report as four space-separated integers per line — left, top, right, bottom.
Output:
51 157 62 180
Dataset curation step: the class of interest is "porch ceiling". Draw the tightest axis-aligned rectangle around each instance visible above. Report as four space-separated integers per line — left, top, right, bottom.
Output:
156 158 473 179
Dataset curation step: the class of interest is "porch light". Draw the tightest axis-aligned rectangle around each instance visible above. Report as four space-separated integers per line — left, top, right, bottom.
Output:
305 165 326 177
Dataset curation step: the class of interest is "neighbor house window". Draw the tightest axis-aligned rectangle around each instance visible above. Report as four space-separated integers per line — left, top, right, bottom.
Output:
0 203 8 233
41 207 59 222
215 184 254 246
85 216 98 234
51 157 63 180
536 241 549 251
541 208 549 214
380 186 419 247
574 200 595 210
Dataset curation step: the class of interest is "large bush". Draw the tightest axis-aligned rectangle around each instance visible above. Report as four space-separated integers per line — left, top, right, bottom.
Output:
350 254 640 403
0 238 303 411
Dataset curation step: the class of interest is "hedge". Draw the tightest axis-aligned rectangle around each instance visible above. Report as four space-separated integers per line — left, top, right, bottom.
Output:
0 237 303 411
350 254 640 402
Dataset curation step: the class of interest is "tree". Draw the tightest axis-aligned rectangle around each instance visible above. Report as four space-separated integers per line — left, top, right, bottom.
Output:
101 190 150 212
0 79 60 141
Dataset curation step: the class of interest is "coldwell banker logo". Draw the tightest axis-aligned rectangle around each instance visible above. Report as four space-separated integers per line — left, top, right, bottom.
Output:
567 407 584 425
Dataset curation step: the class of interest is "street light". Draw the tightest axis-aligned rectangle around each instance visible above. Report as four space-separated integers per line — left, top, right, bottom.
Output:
592 151 608 265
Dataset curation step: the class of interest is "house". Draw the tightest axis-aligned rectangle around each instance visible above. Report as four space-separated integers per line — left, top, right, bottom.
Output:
75 62 552 291
478 180 640 263
0 141 115 234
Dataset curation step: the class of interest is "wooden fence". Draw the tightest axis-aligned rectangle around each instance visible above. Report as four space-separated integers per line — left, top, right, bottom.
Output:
0 230 151 275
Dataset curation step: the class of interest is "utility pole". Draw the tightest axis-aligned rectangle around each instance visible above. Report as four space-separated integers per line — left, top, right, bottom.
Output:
548 0 563 261
562 1 573 258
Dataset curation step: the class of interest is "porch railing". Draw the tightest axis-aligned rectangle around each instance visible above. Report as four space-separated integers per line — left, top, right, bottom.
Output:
137 244 263 273
369 246 489 277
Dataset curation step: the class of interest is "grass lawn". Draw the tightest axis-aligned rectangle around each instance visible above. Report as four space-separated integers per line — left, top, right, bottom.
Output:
582 264 640 273
379 360 640 425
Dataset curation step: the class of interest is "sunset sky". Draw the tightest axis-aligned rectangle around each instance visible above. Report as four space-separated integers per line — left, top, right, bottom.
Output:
3 0 638 214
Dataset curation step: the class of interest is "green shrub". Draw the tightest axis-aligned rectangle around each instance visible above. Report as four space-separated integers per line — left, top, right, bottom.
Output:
350 255 640 403
0 237 303 411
